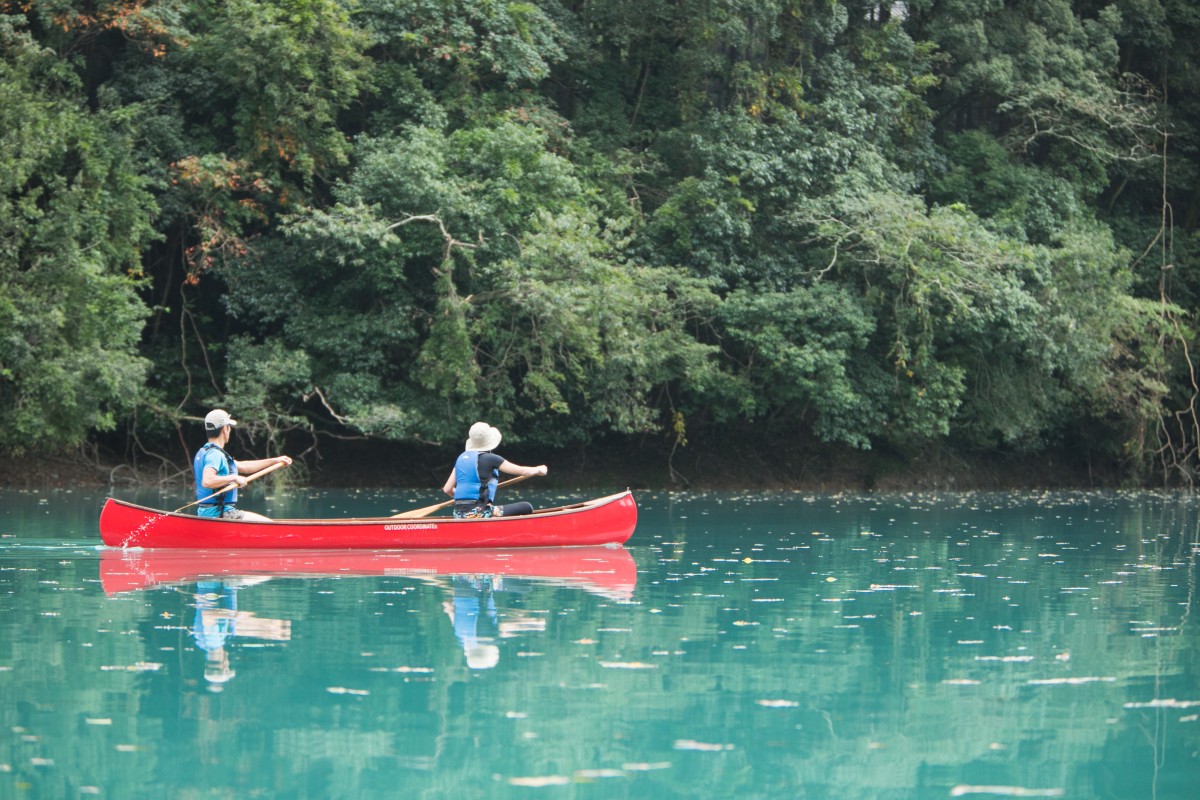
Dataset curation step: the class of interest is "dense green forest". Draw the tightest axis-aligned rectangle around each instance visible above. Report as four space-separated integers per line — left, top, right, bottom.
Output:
1 0 1198 487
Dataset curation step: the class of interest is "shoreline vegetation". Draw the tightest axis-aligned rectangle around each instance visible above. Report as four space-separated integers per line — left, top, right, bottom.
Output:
0 435 1120 493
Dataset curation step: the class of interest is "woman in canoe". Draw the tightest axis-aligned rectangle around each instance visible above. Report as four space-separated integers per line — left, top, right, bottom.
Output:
442 422 547 518
194 409 292 521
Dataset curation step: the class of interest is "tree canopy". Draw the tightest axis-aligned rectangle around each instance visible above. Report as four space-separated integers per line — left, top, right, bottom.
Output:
2 0 1199 485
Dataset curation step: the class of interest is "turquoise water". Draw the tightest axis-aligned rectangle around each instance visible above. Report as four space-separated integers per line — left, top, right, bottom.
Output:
1 487 1198 799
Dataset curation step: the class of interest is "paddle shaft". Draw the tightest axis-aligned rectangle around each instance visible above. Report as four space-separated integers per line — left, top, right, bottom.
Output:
391 474 532 519
173 460 288 514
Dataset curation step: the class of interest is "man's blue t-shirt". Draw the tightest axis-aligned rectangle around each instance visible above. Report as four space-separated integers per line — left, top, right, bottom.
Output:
193 444 237 518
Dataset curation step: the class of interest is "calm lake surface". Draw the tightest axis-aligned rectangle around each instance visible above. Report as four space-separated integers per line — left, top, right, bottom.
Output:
1 487 1198 799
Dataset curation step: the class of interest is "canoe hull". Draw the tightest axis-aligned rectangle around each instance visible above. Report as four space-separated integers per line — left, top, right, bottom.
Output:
99 546 636 600
99 491 637 549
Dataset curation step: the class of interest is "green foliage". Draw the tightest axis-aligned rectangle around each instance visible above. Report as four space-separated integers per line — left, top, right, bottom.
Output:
343 117 585 255
477 210 721 446
929 131 1087 244
717 284 878 447
359 0 571 92
909 0 1159 188
3 0 1200 484
149 0 375 283
218 201 419 424
221 335 314 455
184 0 372 183
218 115 598 441
792 190 1136 451
0 18 154 454
416 269 479 400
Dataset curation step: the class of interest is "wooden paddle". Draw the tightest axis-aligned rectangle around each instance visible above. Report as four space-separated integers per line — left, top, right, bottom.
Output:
391 474 532 519
173 460 288 514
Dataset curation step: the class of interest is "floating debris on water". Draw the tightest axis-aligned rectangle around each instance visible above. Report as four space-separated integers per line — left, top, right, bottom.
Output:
508 775 570 787
598 661 656 669
574 769 626 779
673 740 735 752
950 786 1063 797
1123 698 1200 709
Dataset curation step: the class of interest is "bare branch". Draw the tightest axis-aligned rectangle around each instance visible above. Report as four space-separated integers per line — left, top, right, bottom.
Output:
386 212 479 266
304 385 351 426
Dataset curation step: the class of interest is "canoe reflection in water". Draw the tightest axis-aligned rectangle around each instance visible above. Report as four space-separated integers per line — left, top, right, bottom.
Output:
191 578 291 690
102 546 636 674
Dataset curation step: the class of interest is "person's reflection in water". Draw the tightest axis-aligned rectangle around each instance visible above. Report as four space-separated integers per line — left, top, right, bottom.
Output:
191 577 288 691
443 575 543 670
193 581 238 689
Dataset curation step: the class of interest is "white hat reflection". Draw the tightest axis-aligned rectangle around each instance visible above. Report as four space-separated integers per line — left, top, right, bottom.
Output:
466 643 500 670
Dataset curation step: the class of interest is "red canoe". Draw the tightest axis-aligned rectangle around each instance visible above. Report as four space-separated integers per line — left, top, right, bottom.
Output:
99 546 637 600
99 490 637 549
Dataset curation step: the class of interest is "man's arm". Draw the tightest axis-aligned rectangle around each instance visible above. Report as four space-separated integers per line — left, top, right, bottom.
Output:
202 465 246 490
236 455 292 474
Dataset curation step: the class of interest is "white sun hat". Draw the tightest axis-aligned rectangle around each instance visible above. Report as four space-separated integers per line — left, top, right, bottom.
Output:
464 422 502 452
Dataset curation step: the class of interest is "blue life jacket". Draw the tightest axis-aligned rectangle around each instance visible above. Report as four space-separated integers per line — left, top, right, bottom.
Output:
193 442 237 508
453 451 497 504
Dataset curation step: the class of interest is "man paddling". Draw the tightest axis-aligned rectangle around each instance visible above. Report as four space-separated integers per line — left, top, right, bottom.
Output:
194 409 291 520
442 422 547 518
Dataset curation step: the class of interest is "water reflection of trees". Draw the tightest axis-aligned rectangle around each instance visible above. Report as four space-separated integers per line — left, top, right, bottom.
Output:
633 493 1200 798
